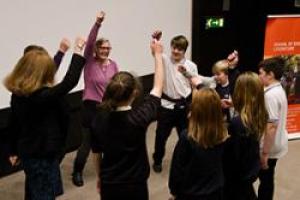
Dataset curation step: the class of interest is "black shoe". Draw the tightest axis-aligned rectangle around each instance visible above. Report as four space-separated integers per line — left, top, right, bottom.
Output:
152 163 162 173
72 172 84 187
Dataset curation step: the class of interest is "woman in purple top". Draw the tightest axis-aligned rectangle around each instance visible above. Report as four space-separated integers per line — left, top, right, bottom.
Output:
72 11 119 187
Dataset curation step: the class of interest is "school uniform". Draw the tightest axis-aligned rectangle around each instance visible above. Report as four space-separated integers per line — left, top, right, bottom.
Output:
91 94 160 200
215 82 232 122
223 116 260 200
258 82 288 200
169 131 225 200
215 68 240 122
153 54 198 166
8 54 86 200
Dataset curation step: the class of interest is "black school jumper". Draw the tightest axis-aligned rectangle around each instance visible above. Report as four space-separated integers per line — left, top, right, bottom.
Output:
91 95 160 200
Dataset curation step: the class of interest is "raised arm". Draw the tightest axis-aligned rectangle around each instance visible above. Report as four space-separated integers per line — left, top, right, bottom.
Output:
127 36 164 127
227 50 239 69
53 38 71 70
152 30 162 41
178 65 205 89
150 37 164 98
150 30 163 56
84 11 105 58
39 37 86 98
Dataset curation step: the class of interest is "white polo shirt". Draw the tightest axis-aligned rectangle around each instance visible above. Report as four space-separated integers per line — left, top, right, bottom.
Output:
161 54 198 109
264 82 288 158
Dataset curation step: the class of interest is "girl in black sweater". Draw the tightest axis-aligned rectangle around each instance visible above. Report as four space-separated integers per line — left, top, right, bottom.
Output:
169 88 228 200
90 36 164 200
4 37 86 200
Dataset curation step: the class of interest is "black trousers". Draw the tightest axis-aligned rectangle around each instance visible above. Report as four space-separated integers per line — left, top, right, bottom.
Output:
153 106 188 165
73 100 97 173
176 188 223 200
73 127 91 173
101 182 148 200
258 159 278 200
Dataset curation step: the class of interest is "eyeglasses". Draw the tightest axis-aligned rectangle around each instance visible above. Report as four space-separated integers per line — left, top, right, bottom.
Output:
98 46 112 50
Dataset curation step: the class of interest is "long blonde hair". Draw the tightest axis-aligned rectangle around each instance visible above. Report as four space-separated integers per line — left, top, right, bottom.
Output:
4 50 56 96
188 88 228 148
233 72 268 140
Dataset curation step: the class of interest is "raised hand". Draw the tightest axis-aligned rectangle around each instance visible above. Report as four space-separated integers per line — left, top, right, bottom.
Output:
152 30 162 41
227 50 239 69
74 36 86 55
59 38 71 53
96 11 105 25
150 39 163 56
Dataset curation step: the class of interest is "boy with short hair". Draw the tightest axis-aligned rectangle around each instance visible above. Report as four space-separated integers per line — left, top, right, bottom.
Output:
151 31 198 173
179 51 239 120
258 56 288 200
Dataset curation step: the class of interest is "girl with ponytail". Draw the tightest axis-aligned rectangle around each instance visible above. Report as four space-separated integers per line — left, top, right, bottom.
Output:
90 36 164 200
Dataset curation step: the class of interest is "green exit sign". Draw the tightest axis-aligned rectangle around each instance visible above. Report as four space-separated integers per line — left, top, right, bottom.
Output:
205 17 224 29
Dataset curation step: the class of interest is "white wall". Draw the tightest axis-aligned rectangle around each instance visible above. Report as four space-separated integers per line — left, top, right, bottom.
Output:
0 0 192 108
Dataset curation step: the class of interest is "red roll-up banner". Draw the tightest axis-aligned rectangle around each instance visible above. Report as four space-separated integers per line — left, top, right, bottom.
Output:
264 15 300 139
